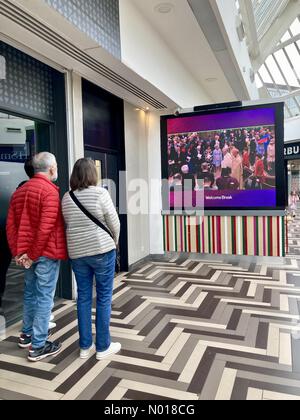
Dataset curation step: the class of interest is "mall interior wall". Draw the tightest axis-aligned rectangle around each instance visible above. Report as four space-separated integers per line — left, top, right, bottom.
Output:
147 110 165 256
123 105 165 265
119 0 212 109
124 103 150 266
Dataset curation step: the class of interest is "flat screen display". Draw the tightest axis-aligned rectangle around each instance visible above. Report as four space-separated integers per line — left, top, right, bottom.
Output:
161 103 284 211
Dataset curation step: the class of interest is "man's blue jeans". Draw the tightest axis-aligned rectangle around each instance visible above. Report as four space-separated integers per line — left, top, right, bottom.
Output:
23 257 60 349
71 250 116 353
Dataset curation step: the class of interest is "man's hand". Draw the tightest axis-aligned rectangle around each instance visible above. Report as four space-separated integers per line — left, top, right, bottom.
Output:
15 254 25 266
16 254 33 269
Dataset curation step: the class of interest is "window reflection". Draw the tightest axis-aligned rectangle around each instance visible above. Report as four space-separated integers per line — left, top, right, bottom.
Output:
0 113 37 326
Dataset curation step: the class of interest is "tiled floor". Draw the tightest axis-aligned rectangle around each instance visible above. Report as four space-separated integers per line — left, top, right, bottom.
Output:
1 217 300 400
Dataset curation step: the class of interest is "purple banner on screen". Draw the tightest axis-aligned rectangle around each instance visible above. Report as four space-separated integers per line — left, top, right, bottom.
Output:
170 190 276 209
167 108 275 135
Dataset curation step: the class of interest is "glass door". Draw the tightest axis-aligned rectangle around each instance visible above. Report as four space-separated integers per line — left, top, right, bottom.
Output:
0 111 50 326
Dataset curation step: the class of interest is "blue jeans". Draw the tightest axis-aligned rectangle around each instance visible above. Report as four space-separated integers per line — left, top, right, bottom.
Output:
71 250 116 352
23 257 60 349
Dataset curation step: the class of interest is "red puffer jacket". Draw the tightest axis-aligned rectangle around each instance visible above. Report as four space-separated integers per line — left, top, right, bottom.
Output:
6 174 67 261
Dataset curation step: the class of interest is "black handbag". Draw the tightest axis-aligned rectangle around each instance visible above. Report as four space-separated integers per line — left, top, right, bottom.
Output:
69 191 121 273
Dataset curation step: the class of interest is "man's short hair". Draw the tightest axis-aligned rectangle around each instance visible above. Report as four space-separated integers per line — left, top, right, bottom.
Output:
32 152 56 174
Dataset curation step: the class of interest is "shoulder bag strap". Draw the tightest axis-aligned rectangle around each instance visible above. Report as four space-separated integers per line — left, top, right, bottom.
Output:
69 191 114 240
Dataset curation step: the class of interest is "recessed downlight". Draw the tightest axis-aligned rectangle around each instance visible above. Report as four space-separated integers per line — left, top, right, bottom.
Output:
154 3 174 14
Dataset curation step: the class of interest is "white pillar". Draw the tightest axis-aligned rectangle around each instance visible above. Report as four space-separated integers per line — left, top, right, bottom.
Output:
148 110 164 255
65 71 84 299
65 71 84 174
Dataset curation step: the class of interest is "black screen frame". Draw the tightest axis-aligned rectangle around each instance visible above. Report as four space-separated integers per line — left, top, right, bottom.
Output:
161 102 285 212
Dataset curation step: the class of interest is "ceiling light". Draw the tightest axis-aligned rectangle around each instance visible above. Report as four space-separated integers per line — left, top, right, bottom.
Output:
154 3 174 14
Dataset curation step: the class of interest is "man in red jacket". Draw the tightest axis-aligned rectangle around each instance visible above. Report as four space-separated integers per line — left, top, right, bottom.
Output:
6 152 67 362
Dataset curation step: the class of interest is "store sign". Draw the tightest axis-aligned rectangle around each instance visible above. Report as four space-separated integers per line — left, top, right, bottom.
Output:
0 55 6 80
0 146 27 163
284 141 300 159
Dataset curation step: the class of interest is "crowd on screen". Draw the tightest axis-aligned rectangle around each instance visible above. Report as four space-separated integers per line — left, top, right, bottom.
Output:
168 126 276 192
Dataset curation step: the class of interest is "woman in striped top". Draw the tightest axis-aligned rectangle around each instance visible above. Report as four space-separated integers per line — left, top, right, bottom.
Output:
62 158 121 361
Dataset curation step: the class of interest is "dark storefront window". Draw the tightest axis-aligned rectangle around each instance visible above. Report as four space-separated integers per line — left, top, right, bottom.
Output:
0 113 51 325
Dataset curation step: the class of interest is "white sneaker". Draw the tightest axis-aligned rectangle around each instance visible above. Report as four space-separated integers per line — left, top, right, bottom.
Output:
96 342 121 360
80 344 95 360
50 313 55 322
49 321 57 330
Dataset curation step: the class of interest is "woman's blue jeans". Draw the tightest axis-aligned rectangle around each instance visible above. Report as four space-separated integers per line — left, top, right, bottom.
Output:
71 250 116 352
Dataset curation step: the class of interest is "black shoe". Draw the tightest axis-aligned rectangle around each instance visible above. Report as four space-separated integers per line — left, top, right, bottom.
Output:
28 341 62 362
18 330 53 349
18 334 32 349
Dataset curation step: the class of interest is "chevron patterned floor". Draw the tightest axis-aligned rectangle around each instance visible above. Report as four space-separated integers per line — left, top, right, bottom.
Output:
1 221 300 399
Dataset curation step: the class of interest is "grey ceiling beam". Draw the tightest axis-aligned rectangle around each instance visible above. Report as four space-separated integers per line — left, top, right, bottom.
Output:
239 0 260 59
188 0 252 100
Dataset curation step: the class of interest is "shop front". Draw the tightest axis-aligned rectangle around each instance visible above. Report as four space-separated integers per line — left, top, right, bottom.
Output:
0 41 71 326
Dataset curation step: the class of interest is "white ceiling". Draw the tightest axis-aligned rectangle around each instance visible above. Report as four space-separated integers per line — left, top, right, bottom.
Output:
131 0 237 103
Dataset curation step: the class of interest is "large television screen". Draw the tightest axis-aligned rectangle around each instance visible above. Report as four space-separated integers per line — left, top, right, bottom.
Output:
161 103 285 211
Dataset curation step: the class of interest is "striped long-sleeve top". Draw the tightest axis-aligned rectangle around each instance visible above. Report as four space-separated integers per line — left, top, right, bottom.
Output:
62 186 120 260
